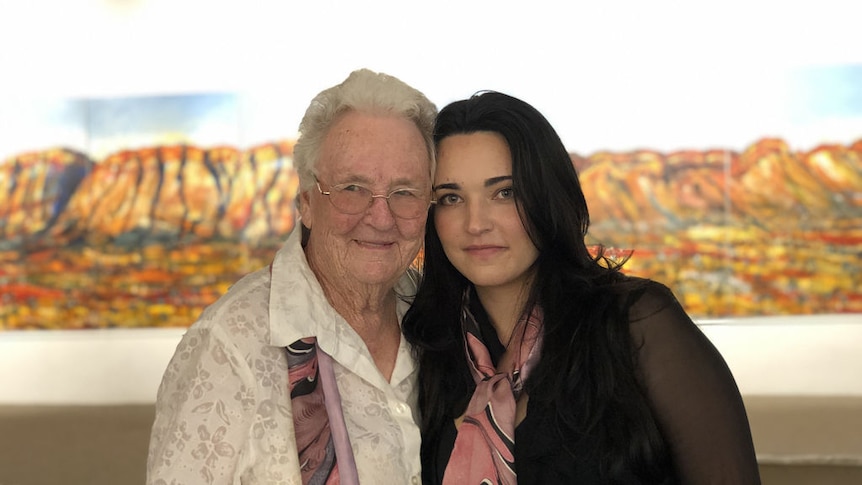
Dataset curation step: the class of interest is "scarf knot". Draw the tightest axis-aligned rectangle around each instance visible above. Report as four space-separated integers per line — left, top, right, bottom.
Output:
442 291 543 485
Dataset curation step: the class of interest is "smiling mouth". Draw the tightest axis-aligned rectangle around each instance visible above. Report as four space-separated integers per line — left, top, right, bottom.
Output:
355 240 395 249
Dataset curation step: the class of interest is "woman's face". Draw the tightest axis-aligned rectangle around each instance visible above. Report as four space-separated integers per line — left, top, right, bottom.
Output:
433 131 539 296
299 110 431 290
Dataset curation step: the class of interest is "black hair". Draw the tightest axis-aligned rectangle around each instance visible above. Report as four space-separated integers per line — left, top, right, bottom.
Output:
402 91 669 482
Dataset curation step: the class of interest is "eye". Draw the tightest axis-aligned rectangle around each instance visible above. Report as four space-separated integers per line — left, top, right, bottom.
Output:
339 184 367 193
390 188 420 199
435 193 462 206
495 187 515 200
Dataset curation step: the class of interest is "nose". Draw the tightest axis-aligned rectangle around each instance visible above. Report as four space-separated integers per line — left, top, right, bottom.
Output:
363 194 397 229
466 199 491 235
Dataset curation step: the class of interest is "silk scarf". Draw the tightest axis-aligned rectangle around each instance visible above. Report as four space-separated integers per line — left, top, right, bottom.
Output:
442 290 544 485
287 337 359 485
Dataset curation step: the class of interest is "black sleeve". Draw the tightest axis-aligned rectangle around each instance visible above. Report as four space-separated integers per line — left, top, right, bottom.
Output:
629 283 761 484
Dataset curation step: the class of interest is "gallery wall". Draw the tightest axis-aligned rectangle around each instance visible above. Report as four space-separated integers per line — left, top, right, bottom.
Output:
1 0 861 402
3 0 862 152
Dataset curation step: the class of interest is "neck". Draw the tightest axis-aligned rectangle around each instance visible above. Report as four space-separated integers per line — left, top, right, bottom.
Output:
474 282 532 346
307 253 403 381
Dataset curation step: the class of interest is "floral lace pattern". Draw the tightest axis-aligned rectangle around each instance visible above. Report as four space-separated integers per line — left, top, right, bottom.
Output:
147 230 422 484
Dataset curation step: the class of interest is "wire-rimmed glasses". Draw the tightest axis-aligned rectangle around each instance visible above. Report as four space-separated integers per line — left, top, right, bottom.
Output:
315 177 434 219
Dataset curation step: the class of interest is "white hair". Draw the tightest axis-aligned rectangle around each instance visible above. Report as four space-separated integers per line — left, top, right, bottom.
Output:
293 68 437 191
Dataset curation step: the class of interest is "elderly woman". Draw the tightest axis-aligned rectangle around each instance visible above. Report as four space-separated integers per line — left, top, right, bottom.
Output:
147 69 437 485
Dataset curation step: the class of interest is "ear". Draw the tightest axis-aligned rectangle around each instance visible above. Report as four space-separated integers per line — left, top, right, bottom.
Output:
298 189 313 229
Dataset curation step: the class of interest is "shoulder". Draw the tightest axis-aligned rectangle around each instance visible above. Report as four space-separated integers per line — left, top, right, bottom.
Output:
622 278 679 321
155 265 290 416
616 278 696 340
180 265 276 360
616 281 724 375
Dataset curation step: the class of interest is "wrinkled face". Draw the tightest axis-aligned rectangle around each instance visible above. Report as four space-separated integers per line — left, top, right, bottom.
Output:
299 110 431 289
433 131 539 296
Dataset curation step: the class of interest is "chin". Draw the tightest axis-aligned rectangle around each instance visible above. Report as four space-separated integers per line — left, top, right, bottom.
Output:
351 264 402 286
463 271 511 290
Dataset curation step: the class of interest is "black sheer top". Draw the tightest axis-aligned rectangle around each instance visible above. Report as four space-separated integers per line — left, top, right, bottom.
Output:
421 281 761 484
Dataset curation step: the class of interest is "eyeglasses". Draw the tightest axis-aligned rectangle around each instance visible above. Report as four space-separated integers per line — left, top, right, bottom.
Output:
315 177 435 219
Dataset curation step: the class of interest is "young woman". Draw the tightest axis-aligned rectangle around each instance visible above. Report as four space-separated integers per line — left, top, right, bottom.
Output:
403 92 761 484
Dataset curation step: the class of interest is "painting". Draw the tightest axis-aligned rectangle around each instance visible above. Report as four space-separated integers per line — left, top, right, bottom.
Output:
578 64 862 316
578 141 862 317
0 94 298 329
1 67 861 330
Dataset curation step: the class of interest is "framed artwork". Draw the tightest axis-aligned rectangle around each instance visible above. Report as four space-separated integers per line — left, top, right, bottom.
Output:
1 68 860 330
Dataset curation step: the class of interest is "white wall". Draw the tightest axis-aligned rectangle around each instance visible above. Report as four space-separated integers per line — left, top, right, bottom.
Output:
2 0 862 156
0 328 183 404
697 315 862 397
0 315 859 405
1 1 861 405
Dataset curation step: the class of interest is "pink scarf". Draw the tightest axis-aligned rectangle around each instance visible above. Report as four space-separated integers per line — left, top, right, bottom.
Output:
287 337 359 485
442 292 543 485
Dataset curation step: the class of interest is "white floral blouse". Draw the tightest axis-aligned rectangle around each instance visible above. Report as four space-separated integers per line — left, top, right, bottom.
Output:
146 229 422 485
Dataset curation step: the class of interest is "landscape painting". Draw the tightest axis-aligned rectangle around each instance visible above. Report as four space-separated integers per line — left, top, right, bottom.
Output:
0 94 298 329
1 67 861 330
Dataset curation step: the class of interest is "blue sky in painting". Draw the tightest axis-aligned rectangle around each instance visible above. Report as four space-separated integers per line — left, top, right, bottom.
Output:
1 65 861 162
788 64 862 120
0 92 294 162
0 98 88 159
87 93 239 160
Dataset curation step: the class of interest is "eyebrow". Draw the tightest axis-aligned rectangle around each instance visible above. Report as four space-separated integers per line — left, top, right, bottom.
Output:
433 175 512 191
331 174 423 188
